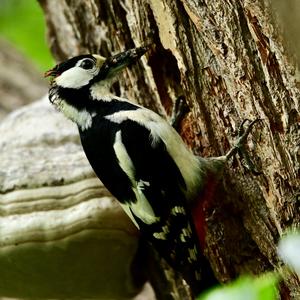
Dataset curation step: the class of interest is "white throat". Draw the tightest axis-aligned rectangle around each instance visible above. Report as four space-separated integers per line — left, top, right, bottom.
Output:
55 99 93 131
90 78 116 101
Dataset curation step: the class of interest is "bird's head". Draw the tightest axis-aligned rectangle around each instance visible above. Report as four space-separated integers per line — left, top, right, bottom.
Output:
45 46 150 130
45 45 150 90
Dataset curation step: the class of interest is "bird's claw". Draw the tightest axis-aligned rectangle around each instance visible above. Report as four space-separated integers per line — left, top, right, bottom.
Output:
170 96 189 130
226 119 262 175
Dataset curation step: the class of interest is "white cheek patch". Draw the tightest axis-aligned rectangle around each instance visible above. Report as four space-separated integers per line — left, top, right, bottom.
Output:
55 66 94 89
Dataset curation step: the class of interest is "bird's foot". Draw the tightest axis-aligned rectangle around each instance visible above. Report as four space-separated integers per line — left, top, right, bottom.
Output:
170 96 189 130
226 119 262 175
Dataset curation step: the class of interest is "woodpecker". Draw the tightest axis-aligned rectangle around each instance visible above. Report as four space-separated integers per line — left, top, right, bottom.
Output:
45 45 258 297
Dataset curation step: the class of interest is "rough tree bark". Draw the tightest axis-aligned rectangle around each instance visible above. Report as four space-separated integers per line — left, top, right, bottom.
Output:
38 0 300 299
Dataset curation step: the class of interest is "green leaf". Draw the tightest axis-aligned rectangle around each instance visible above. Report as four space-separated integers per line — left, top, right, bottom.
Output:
0 0 53 70
198 273 278 300
277 230 300 274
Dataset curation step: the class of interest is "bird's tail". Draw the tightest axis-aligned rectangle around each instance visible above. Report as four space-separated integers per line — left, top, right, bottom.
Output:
145 206 218 298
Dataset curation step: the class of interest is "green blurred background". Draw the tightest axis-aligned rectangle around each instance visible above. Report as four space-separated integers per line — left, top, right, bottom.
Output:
0 0 53 70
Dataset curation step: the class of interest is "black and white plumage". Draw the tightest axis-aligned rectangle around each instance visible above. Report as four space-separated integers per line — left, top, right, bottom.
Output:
45 46 218 296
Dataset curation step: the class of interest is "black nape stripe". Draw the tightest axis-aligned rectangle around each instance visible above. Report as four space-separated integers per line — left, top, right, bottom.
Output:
57 85 139 117
89 100 139 118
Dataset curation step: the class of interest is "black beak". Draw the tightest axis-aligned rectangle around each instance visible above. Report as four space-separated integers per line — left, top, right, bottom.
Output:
100 45 151 77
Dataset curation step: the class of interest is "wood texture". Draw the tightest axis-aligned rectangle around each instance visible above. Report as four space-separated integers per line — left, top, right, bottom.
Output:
38 0 300 298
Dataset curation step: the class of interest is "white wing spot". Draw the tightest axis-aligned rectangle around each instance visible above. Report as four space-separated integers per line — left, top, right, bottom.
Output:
188 246 198 262
180 224 192 242
153 224 169 240
153 232 167 240
137 180 150 191
171 206 186 215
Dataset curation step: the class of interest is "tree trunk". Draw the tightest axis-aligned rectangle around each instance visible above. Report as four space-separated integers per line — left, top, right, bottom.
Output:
39 0 300 299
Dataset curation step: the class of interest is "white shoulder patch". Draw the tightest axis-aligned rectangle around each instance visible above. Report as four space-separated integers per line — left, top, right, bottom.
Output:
107 108 203 200
119 203 139 229
105 108 153 124
113 130 135 181
113 130 159 225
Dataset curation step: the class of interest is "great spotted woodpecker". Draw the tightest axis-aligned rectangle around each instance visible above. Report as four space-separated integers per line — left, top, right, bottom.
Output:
45 45 258 297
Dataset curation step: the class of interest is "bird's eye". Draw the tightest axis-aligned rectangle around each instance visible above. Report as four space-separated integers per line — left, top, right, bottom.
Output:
80 59 95 70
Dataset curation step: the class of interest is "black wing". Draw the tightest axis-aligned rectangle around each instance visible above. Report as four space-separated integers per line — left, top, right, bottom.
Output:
118 119 210 294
